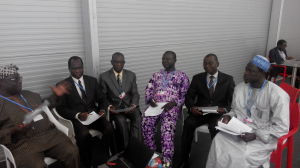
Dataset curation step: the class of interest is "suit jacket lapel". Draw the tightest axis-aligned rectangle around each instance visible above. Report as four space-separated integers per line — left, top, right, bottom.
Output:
201 73 210 98
69 76 86 104
109 69 122 96
69 77 80 98
83 76 90 101
121 70 128 92
213 72 224 98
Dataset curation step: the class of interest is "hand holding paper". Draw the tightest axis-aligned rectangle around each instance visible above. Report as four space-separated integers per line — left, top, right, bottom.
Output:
79 111 102 125
216 117 253 135
197 106 219 115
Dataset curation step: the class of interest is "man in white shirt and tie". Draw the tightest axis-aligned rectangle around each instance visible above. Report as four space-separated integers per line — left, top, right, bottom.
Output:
177 53 235 168
56 56 117 168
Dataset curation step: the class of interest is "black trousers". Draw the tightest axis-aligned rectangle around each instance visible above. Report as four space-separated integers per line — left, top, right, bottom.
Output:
179 113 221 167
73 117 117 168
111 109 142 152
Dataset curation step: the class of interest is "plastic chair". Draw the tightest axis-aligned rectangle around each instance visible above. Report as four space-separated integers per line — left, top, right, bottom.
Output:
271 64 290 83
279 82 300 103
0 144 16 168
269 83 300 168
43 107 76 166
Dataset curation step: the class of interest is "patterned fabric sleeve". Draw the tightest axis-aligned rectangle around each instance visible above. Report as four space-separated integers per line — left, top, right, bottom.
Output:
145 73 156 104
174 72 190 107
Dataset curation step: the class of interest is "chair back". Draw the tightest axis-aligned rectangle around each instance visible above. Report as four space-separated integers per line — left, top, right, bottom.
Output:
280 82 300 103
289 102 300 130
280 82 300 130
0 145 16 168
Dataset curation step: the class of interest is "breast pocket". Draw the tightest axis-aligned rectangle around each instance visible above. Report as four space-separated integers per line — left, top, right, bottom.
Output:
253 104 270 121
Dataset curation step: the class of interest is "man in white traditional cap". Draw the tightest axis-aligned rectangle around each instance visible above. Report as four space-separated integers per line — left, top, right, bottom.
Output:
0 64 79 168
206 55 290 168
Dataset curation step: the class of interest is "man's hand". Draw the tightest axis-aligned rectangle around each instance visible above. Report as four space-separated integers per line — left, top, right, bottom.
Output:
149 99 157 107
51 81 70 96
98 110 105 117
10 124 30 135
78 112 89 121
219 115 231 124
240 132 256 142
217 108 226 114
109 106 118 115
287 56 295 60
162 101 177 112
125 104 137 114
191 107 203 116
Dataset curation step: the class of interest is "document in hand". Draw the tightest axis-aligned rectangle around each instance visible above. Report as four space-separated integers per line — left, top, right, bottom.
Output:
79 111 102 125
144 102 167 117
216 117 253 135
199 106 219 115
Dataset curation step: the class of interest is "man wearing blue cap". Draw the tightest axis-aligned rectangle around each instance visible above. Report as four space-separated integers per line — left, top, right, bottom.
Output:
206 55 289 168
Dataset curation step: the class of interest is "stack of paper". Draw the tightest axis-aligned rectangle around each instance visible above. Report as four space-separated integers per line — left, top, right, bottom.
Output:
144 102 167 116
80 111 102 125
198 106 219 115
216 117 253 135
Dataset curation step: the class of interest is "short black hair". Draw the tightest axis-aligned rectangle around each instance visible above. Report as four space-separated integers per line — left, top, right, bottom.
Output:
163 51 176 60
112 52 124 60
205 53 219 63
68 56 83 69
277 39 287 46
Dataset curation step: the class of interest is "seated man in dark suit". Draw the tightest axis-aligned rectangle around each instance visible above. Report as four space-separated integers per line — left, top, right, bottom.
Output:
99 52 142 151
268 39 299 83
178 53 235 168
56 56 116 168
0 64 79 168
269 39 294 64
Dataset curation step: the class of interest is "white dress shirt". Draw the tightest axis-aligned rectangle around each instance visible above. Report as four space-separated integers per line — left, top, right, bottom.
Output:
72 76 86 98
206 71 218 89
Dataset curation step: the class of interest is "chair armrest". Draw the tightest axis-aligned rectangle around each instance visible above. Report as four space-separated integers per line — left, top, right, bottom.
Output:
0 144 17 167
49 108 76 144
276 128 298 151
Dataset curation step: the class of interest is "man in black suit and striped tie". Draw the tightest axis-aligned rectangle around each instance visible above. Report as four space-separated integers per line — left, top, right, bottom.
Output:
56 56 116 168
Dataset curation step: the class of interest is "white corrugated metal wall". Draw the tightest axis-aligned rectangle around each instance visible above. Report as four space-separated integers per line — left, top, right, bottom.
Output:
0 0 85 97
96 0 273 108
0 0 273 103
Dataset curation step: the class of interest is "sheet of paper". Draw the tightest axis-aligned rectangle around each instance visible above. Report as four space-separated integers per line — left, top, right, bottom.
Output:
215 126 240 135
144 102 168 117
216 117 253 135
80 111 101 125
199 106 219 113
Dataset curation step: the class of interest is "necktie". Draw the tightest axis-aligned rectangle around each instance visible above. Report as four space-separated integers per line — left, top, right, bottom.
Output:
117 73 122 86
208 76 215 98
78 80 87 102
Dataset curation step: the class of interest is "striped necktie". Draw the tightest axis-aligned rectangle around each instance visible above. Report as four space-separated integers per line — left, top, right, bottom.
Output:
78 80 87 102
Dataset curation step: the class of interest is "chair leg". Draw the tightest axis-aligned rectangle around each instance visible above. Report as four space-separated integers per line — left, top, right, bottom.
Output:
287 138 294 168
274 153 282 168
194 130 198 143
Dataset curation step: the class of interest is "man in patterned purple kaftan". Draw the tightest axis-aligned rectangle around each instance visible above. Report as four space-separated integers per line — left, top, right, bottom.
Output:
142 51 190 167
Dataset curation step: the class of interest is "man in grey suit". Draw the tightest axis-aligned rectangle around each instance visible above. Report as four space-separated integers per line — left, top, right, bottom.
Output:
99 52 142 151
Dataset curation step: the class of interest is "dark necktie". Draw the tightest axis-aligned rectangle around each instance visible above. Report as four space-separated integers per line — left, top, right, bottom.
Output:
78 80 87 102
208 76 215 98
117 73 122 87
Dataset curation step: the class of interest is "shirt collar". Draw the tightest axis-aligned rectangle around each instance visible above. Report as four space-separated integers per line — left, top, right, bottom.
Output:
113 69 123 77
72 76 84 83
207 71 218 79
